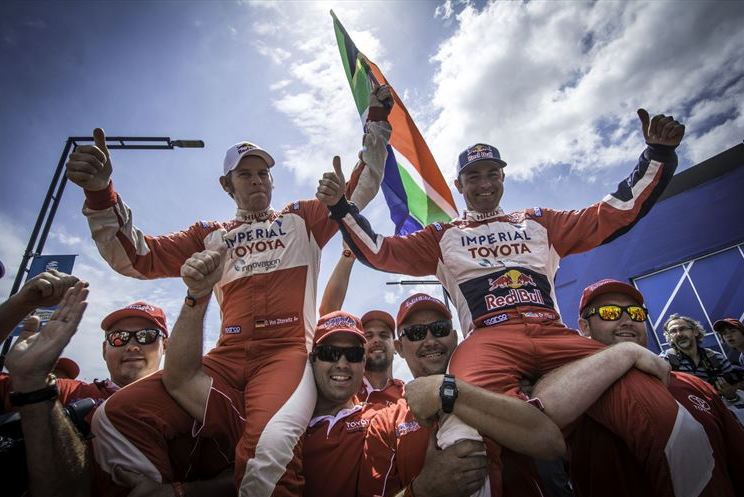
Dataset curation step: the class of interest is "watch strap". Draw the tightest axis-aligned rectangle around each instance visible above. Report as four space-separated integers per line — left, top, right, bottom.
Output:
10 377 59 406
439 373 458 414
185 293 211 307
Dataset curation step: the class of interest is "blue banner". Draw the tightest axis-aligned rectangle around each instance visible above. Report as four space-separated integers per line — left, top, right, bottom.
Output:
12 254 77 337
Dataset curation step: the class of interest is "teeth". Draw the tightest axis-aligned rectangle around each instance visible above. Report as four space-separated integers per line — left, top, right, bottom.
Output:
330 375 350 381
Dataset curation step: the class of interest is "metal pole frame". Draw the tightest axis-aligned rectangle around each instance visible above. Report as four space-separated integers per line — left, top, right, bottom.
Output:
0 135 202 367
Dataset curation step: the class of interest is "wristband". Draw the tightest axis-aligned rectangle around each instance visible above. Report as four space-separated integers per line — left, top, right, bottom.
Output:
10 376 58 406
185 292 211 307
342 249 353 258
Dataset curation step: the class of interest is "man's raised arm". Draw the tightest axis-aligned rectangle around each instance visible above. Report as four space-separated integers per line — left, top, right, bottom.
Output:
405 375 566 460
5 282 90 497
66 128 214 280
161 250 224 422
531 342 671 428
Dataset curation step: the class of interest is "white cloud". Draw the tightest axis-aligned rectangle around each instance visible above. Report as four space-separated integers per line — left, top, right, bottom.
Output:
269 79 292 91
0 212 27 293
253 21 280 36
253 40 291 64
250 4 388 185
425 1 744 180
434 0 454 20
50 229 83 247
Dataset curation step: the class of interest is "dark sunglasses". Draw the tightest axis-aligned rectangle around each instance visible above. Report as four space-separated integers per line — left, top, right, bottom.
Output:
400 319 453 342
106 328 162 347
312 345 365 363
583 305 648 322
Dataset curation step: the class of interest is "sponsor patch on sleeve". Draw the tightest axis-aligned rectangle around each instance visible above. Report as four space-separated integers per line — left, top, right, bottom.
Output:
533 207 542 217
224 325 241 335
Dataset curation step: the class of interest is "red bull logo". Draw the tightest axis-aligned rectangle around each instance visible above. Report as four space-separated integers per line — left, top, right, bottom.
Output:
488 270 536 291
468 144 491 154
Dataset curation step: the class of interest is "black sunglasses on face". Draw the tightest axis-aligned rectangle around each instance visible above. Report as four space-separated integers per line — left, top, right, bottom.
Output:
106 328 161 348
400 319 453 342
312 345 365 363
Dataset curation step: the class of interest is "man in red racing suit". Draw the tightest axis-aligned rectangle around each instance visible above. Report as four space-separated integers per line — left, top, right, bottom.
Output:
64 87 393 497
321 110 713 497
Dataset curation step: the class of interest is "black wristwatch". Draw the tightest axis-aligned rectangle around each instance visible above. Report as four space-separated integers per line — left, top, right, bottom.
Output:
439 374 458 414
9 376 58 406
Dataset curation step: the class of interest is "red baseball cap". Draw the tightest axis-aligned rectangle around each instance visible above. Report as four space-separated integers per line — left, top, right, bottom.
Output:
101 301 169 337
54 357 80 380
314 311 367 346
396 293 452 333
713 318 744 334
361 310 395 332
579 279 644 316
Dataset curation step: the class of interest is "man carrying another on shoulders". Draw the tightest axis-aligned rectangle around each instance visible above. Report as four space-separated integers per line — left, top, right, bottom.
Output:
531 279 744 497
68 87 393 496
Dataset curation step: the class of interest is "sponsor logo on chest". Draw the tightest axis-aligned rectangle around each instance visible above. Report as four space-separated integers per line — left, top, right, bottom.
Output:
395 420 421 438
345 418 370 433
460 230 533 259
484 269 546 310
687 394 711 414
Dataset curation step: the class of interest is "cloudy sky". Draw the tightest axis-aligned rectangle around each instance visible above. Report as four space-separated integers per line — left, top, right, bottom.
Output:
1 0 743 382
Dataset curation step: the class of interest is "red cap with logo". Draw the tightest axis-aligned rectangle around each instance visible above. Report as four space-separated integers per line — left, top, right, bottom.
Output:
713 318 744 334
101 301 169 338
361 310 396 332
314 311 367 346
579 279 644 316
396 293 452 333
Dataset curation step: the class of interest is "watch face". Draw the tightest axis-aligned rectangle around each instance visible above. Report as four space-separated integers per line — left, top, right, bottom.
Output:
443 387 455 396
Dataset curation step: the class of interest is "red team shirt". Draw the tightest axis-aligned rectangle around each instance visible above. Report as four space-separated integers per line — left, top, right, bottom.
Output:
568 372 744 497
357 377 405 408
303 404 378 497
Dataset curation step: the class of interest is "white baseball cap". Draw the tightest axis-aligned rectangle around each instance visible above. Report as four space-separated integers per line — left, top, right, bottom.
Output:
223 142 275 175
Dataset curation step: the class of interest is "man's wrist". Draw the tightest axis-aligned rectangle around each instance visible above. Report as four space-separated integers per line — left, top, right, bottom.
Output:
185 291 212 307
10 375 58 406
328 196 352 219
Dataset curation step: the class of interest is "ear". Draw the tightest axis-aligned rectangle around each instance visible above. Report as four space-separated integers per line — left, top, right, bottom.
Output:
454 177 463 194
394 339 404 357
101 340 107 360
219 175 234 198
161 337 168 352
577 318 592 337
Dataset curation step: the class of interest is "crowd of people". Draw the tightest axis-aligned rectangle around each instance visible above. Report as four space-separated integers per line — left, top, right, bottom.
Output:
1 84 742 497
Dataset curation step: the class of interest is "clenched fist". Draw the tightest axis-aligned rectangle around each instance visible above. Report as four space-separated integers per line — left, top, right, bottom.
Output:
180 250 224 299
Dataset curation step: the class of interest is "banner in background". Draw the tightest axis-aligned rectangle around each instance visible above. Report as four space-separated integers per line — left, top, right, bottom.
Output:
11 254 77 337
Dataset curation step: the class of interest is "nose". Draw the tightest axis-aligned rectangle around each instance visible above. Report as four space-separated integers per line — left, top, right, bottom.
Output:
334 356 352 369
125 341 142 352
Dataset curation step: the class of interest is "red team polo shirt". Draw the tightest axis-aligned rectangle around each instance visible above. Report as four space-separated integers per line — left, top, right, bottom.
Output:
568 372 744 497
357 377 405 408
303 404 379 497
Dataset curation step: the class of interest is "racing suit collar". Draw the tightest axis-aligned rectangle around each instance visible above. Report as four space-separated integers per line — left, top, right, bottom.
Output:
235 206 274 222
462 207 505 222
